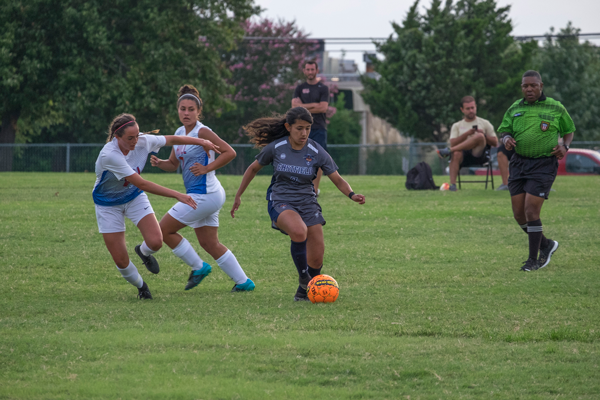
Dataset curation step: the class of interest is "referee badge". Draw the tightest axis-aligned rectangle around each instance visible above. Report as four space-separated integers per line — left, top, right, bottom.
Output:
540 121 550 132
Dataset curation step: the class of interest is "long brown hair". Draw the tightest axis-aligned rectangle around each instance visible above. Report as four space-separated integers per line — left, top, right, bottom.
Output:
244 107 313 148
106 113 159 143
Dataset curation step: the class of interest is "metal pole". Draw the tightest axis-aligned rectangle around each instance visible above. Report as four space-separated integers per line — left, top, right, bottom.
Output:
66 143 70 173
358 111 367 175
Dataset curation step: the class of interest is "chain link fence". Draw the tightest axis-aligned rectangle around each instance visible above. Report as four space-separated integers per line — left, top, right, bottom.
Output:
1 142 599 175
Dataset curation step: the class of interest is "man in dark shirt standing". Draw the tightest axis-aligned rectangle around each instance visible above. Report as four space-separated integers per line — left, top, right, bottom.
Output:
292 60 330 195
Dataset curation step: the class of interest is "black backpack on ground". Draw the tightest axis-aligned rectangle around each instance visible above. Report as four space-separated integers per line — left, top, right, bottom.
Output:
405 162 439 190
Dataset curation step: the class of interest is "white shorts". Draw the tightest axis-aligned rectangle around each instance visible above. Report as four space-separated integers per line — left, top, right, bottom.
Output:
167 187 225 229
95 193 155 233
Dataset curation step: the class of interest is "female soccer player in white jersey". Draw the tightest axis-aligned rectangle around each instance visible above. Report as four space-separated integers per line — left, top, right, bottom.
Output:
231 107 365 301
150 85 255 292
93 113 220 300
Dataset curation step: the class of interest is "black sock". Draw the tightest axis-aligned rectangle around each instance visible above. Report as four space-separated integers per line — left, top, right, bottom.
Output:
308 265 322 278
527 219 543 260
521 222 549 248
290 240 309 279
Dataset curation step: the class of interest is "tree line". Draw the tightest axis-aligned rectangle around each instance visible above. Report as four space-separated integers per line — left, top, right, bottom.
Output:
1 0 598 169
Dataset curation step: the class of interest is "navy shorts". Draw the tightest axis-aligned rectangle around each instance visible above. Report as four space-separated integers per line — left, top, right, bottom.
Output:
267 199 326 235
309 128 328 152
508 154 558 200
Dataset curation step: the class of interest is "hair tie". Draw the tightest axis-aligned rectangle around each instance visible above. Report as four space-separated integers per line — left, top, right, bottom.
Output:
114 120 135 134
178 93 202 107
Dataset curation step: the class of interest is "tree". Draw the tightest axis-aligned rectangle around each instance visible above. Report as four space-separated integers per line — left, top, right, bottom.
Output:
327 93 362 144
203 18 319 143
361 0 537 142
0 0 258 170
534 23 600 141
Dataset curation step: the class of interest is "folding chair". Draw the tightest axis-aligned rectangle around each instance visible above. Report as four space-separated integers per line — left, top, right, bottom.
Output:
456 146 495 190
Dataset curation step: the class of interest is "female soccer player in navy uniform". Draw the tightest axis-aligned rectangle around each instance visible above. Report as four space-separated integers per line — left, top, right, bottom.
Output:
231 107 365 301
151 85 255 292
93 113 219 299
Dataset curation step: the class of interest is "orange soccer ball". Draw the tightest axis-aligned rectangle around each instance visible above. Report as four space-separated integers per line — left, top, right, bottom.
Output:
307 274 339 304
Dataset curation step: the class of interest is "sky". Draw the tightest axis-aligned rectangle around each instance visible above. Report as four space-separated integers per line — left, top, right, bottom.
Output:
254 0 600 72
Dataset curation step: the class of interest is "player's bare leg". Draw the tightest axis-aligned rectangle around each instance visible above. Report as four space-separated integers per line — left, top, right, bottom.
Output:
497 151 510 186
306 224 324 278
135 214 162 274
103 231 151 298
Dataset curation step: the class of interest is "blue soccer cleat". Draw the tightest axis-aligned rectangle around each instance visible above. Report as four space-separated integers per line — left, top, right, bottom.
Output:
231 278 256 292
185 262 212 290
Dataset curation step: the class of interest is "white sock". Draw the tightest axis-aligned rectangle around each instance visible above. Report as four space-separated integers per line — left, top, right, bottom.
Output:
140 241 157 256
216 249 248 285
117 261 144 288
172 238 204 270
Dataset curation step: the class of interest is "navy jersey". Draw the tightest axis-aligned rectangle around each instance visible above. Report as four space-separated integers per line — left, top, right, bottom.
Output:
256 138 338 202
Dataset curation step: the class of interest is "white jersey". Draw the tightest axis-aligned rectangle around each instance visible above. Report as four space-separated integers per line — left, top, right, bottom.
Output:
92 134 166 206
173 121 222 194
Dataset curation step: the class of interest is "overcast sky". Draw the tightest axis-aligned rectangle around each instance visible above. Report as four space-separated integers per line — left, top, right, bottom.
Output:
254 0 600 71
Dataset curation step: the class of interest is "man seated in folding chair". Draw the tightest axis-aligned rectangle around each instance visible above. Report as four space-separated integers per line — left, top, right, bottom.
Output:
437 96 498 191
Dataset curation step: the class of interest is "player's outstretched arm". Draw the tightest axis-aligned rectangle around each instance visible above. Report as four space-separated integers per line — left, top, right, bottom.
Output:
150 148 179 172
327 171 366 205
163 135 221 154
125 173 197 209
231 161 264 218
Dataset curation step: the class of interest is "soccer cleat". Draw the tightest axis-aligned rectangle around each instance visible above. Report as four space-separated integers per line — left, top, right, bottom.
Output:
496 184 509 191
520 258 540 272
135 245 160 274
184 262 212 290
437 147 451 158
538 239 559 269
137 281 153 300
449 184 457 192
231 278 256 292
294 285 310 302
299 274 311 290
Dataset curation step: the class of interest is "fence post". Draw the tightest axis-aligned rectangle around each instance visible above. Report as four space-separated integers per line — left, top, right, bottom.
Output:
358 111 368 175
66 143 71 173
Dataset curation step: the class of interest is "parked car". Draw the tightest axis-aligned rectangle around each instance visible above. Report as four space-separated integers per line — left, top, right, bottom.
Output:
471 148 600 176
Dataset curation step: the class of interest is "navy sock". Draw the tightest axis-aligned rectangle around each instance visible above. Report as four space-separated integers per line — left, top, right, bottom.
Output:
308 265 322 278
527 219 543 260
521 222 549 248
290 240 309 280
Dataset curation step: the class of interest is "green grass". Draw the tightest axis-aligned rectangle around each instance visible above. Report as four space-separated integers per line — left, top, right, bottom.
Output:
1 172 599 399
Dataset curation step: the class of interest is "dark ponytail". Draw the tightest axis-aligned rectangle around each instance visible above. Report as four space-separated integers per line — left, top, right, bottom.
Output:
244 107 313 148
177 84 203 120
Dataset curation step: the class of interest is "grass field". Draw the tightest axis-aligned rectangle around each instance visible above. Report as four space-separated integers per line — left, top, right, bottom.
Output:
1 172 599 399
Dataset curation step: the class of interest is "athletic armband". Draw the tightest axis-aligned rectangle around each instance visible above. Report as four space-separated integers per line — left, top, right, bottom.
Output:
348 191 355 199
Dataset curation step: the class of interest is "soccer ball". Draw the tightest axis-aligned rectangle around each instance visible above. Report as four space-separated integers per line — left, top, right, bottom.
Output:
307 274 339 303
440 182 450 191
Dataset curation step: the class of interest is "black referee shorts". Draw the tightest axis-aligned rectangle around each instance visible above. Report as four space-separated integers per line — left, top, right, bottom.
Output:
508 154 558 200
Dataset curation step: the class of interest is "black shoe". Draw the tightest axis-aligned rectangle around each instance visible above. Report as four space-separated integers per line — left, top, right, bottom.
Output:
135 245 160 274
538 239 559 269
437 147 451 158
299 274 311 290
137 281 153 299
520 258 540 272
294 286 310 302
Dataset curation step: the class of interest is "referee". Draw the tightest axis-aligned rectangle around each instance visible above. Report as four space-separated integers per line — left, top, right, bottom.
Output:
498 70 575 272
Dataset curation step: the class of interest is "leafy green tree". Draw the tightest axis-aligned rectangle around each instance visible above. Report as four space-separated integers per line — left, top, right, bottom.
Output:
203 18 318 143
327 93 362 144
534 23 600 141
0 0 258 170
361 0 536 142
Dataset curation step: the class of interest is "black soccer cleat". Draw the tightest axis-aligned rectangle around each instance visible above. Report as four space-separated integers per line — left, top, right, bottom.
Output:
135 245 160 274
294 286 310 302
520 258 540 272
538 239 559 269
437 147 451 159
137 281 153 299
299 274 311 290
